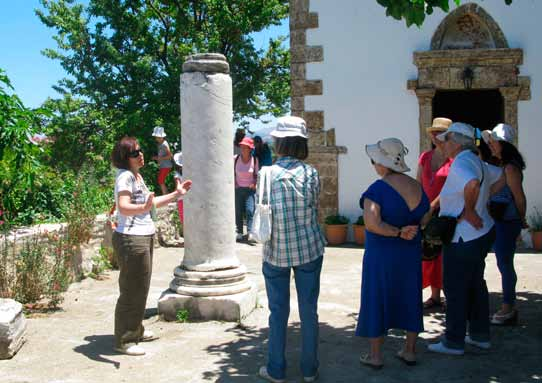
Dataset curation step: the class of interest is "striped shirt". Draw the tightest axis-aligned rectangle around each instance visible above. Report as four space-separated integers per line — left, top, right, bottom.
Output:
262 156 325 267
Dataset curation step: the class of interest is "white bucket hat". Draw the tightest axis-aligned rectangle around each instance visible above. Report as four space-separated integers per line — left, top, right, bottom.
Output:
366 138 410 173
173 152 183 167
436 122 475 142
152 126 167 138
270 116 308 138
481 123 515 145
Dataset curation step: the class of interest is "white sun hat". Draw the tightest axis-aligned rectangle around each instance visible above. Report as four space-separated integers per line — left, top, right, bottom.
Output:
481 123 515 145
366 138 410 173
436 122 475 142
152 126 167 138
270 116 308 138
173 152 183 167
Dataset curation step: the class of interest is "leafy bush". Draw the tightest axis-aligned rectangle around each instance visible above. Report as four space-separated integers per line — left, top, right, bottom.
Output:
176 309 190 323
529 207 542 232
324 214 350 225
354 215 365 226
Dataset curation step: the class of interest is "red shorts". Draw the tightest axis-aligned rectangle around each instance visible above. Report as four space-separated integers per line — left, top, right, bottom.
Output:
177 199 184 224
157 168 171 184
422 254 443 289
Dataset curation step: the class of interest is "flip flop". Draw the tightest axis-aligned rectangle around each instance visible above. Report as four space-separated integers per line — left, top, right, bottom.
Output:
359 354 383 370
423 297 443 309
396 350 417 366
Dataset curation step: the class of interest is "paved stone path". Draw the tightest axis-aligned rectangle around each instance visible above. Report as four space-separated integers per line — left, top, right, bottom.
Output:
1 243 541 382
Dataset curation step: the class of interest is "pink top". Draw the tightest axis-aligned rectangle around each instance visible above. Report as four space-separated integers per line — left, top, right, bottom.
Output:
235 155 258 187
418 150 453 202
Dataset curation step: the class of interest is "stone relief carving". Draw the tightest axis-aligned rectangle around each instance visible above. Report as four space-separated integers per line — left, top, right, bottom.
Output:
440 14 495 49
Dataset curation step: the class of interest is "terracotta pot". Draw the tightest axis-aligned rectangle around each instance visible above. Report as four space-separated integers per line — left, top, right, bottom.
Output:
325 224 348 245
353 224 366 246
531 231 542 251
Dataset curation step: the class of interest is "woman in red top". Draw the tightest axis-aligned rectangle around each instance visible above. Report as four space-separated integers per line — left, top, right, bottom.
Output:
416 118 453 309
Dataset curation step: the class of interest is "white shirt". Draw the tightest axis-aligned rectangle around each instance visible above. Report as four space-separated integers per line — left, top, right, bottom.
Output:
114 169 156 236
439 150 502 243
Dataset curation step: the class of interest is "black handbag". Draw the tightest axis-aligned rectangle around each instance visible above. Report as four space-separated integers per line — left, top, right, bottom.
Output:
488 200 508 221
423 215 458 246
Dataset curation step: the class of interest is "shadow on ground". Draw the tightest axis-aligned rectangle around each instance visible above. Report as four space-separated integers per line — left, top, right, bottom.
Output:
73 335 121 369
200 291 542 383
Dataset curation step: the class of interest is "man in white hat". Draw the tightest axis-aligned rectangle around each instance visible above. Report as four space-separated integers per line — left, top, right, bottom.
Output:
151 126 173 195
428 122 504 355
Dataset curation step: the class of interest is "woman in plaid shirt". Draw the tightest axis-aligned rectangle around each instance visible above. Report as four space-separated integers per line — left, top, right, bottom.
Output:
258 116 325 383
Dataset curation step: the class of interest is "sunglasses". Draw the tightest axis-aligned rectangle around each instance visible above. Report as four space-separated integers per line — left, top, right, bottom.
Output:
370 159 375 165
128 149 143 158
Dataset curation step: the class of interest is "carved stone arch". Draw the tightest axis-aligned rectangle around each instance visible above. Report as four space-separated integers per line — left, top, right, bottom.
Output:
431 3 508 50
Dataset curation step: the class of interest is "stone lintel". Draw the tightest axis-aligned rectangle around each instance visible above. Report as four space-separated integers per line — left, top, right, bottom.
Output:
414 48 523 68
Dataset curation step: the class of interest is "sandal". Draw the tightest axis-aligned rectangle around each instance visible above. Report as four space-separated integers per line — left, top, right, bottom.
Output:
359 354 383 370
423 297 443 310
396 350 417 366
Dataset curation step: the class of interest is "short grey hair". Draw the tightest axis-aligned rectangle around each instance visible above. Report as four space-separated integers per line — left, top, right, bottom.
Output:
448 132 478 152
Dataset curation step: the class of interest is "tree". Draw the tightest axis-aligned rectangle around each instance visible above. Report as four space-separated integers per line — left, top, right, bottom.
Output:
36 0 290 138
378 0 513 27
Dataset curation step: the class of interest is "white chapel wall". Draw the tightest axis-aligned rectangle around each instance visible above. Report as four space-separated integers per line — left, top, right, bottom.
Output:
305 0 542 222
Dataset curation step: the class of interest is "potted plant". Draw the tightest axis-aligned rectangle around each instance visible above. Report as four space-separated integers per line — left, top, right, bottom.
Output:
352 215 366 246
324 214 349 245
529 207 542 251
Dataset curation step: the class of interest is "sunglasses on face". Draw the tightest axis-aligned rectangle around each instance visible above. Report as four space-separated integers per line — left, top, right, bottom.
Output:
128 149 143 158
370 159 375 165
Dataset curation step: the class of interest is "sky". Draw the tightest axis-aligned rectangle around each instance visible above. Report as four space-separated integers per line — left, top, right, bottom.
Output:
0 0 289 133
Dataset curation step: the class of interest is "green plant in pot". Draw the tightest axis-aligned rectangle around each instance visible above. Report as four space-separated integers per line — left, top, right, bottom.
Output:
529 207 542 251
324 214 350 245
352 214 366 246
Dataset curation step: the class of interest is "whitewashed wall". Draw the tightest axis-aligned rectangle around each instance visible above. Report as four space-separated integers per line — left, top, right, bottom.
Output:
305 0 542 223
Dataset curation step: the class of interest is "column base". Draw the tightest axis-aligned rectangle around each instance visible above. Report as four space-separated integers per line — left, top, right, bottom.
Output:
158 283 257 322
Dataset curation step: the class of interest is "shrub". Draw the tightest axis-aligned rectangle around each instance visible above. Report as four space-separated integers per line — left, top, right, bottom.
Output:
324 214 350 225
355 215 365 226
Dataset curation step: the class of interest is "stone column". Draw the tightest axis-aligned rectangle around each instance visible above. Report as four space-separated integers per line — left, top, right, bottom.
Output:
415 88 436 152
158 53 256 322
499 86 521 145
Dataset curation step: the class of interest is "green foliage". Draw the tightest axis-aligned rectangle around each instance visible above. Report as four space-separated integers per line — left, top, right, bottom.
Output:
176 308 190 323
170 206 184 238
377 0 513 27
36 0 291 136
355 215 365 226
89 246 113 279
529 207 542 232
324 214 350 225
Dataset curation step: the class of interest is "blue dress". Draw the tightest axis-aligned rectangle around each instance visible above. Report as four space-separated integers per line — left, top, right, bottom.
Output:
356 180 429 337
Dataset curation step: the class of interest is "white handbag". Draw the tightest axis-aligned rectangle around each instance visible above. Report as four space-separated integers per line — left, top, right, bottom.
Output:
251 167 272 243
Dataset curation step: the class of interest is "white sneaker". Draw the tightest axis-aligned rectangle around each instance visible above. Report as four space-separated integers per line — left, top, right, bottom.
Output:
304 371 319 382
247 234 257 243
114 343 145 356
236 233 243 241
465 335 491 350
140 329 158 342
427 341 464 355
258 366 285 383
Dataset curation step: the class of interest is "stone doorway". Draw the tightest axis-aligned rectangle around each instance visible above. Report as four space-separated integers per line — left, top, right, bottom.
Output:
432 89 504 132
408 3 531 151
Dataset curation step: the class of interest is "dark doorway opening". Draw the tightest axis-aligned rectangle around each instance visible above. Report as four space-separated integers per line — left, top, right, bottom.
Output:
432 90 504 132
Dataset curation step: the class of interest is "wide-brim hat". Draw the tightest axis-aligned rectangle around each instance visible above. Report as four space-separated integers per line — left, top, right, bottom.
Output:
482 123 515 145
437 122 475 142
366 138 410 173
427 117 452 133
173 152 183 167
270 116 308 138
239 137 254 149
152 126 167 137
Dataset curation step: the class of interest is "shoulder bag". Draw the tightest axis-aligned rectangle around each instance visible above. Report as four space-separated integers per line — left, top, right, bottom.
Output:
251 167 272 243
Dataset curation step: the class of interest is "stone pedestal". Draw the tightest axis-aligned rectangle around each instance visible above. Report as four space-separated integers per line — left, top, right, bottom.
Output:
0 299 26 359
158 53 256 322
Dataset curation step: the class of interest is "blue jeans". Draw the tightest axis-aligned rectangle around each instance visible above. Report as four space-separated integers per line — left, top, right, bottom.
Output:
442 228 495 349
235 187 255 234
494 220 522 305
263 257 323 380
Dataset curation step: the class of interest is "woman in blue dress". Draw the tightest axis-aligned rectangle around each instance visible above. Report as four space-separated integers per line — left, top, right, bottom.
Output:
356 138 430 369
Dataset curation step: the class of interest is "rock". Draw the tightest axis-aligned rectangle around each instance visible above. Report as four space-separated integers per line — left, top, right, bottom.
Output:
0 299 27 359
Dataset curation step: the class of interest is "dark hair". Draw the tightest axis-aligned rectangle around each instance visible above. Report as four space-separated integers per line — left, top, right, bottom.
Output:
274 136 308 160
478 138 495 164
111 136 139 169
500 141 526 170
234 128 245 146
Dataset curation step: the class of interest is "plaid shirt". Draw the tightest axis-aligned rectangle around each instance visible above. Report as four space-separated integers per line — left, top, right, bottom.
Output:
261 156 325 267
